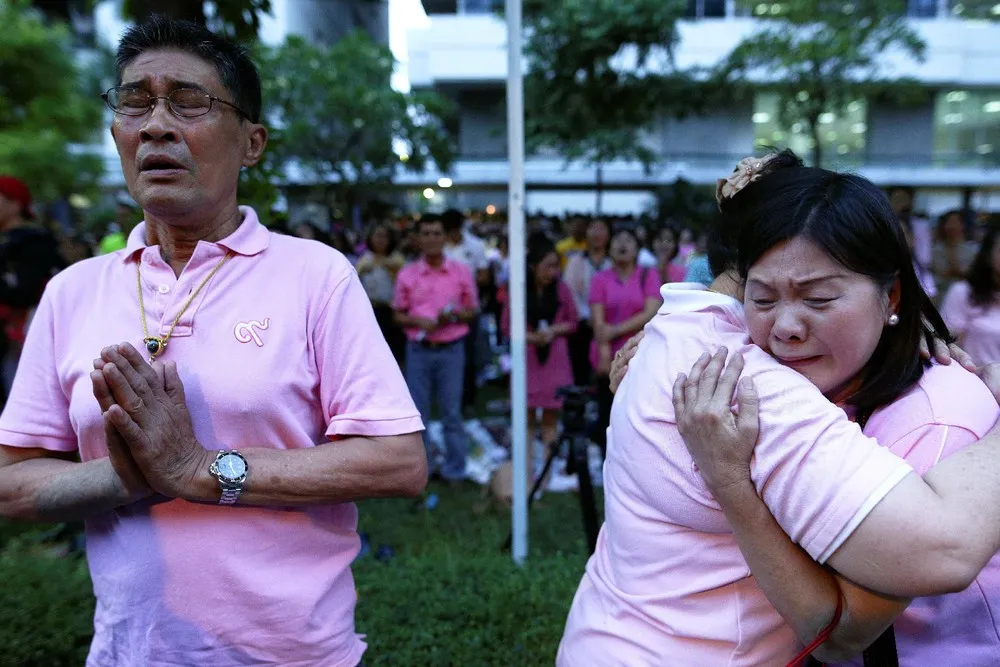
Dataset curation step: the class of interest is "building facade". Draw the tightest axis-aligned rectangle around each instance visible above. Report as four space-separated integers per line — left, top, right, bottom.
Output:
406 0 1000 216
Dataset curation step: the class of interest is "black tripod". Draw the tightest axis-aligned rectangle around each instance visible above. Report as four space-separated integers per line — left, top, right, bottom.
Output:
503 386 601 555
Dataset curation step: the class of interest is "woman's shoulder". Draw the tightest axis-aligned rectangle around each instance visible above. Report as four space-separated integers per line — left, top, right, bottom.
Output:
870 362 998 437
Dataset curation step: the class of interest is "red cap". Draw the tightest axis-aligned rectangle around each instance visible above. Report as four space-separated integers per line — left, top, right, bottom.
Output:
0 176 34 220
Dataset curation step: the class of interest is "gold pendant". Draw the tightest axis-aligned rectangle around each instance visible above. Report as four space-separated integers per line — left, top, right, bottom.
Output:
143 336 166 361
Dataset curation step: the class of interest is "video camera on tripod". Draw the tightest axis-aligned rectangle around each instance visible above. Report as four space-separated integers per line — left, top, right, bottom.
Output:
503 384 602 555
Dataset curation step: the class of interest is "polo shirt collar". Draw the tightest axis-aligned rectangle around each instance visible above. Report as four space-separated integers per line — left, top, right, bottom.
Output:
417 256 451 274
122 206 270 263
658 282 742 317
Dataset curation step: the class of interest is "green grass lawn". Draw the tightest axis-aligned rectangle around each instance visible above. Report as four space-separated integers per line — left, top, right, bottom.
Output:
354 480 600 666
0 481 601 666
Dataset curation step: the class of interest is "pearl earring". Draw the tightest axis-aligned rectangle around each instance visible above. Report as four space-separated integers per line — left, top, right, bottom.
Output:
887 313 900 326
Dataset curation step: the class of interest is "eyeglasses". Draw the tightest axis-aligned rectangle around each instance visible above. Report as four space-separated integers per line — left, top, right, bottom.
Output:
101 86 251 120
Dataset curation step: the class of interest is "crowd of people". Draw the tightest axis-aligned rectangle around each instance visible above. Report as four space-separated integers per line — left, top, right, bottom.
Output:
4 15 1000 667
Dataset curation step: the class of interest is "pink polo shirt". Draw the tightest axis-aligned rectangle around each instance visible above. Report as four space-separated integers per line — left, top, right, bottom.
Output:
558 283 912 666
0 207 423 667
941 281 1000 367
587 265 662 368
392 257 478 344
835 362 1000 666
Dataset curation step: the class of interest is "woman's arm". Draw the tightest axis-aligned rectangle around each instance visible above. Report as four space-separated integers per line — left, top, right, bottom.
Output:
591 302 610 342
611 297 660 339
674 350 909 661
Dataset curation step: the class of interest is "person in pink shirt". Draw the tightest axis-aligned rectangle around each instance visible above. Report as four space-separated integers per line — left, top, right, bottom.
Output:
588 227 661 454
0 18 426 667
558 152 1000 666
651 225 687 285
662 160 1000 665
501 233 577 454
393 215 479 482
942 224 1000 367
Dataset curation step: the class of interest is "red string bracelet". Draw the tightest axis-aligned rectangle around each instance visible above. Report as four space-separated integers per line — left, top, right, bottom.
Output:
784 591 844 667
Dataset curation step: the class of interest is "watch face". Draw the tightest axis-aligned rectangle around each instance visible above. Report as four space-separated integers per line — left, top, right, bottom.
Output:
218 453 247 481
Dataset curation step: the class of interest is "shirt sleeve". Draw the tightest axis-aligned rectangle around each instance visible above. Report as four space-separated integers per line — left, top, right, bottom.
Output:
391 267 411 312
643 268 663 301
314 269 424 439
460 265 480 311
472 240 490 272
941 281 971 336
0 287 77 452
589 272 607 306
556 281 579 327
742 344 913 563
886 423 979 477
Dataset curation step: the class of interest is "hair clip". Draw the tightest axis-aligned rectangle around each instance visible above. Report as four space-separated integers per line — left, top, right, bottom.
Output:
716 154 778 207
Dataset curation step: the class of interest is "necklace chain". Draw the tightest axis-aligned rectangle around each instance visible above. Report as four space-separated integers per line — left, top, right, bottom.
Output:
136 251 232 361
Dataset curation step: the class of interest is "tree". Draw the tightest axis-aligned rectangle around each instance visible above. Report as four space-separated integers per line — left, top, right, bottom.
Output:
719 0 926 167
121 0 271 42
0 0 105 202
523 0 701 213
259 32 455 219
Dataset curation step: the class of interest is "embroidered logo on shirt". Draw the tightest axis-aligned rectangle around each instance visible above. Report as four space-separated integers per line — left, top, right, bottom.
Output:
234 319 270 347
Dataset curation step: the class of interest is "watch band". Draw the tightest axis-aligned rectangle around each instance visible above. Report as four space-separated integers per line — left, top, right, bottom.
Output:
219 486 242 505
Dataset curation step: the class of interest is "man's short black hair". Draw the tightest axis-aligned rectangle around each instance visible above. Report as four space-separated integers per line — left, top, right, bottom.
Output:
116 15 262 123
441 208 465 233
416 214 443 232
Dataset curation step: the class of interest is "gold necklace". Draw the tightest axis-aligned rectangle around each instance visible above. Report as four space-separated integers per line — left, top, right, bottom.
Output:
136 251 232 362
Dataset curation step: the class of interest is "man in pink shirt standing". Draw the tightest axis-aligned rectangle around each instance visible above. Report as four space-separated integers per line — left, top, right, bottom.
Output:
0 18 426 667
394 215 479 482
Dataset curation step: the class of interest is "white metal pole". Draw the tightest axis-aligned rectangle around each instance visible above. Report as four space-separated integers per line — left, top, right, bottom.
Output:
506 0 529 565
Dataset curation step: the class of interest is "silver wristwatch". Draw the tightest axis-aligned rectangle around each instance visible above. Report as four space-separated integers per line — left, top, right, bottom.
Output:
209 450 249 505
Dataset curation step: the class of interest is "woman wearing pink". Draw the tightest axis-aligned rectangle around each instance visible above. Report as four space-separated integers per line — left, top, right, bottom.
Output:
588 227 661 454
942 224 1000 367
652 225 687 284
667 157 1000 664
502 234 577 448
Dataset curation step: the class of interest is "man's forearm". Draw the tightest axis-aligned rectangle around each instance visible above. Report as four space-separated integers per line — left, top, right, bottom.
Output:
714 481 909 662
182 433 427 506
393 311 420 328
0 456 138 522
713 480 841 646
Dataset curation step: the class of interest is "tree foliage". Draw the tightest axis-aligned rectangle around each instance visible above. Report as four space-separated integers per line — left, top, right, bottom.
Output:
258 32 455 207
0 1 105 202
720 0 926 167
121 0 271 42
522 0 702 211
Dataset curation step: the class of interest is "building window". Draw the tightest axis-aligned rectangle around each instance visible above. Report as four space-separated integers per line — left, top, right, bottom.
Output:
933 90 1000 165
686 0 727 17
459 0 502 13
949 0 999 18
907 0 940 16
752 93 868 165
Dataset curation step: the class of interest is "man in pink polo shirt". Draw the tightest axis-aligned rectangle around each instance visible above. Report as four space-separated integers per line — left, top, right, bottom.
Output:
393 215 479 482
0 17 425 666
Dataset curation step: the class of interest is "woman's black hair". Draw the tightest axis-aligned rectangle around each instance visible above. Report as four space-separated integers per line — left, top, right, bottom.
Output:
656 225 681 264
365 221 397 256
966 223 1000 308
937 209 970 242
720 149 953 419
587 217 612 243
526 232 560 363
